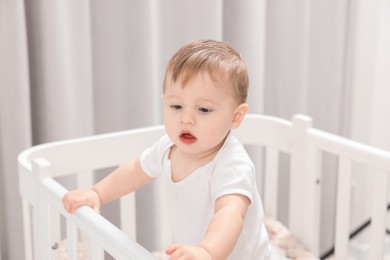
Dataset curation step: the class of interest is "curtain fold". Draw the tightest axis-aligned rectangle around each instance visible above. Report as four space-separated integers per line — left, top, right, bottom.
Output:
25 1 94 143
1 0 389 258
1 1 32 259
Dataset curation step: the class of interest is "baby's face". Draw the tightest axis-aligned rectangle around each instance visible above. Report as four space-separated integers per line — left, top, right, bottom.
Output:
162 71 241 158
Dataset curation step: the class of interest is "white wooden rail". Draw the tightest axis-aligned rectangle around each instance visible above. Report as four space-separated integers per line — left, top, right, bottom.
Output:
307 127 390 259
19 126 165 259
32 157 157 260
18 114 390 259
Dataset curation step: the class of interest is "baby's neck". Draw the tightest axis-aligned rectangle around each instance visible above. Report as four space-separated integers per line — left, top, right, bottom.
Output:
169 144 220 183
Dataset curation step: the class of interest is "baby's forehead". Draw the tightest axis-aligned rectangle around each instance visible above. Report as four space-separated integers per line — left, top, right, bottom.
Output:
169 68 227 86
164 70 241 102
166 72 231 97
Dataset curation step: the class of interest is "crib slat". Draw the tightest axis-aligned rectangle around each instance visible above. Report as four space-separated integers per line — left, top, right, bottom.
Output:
289 116 320 255
50 207 61 259
31 158 53 260
32 204 42 260
290 115 321 256
302 146 321 255
41 202 62 260
334 158 352 260
41 200 52 259
264 147 279 218
66 220 79 260
22 200 33 260
369 170 388 260
120 194 137 240
90 240 104 260
155 178 174 249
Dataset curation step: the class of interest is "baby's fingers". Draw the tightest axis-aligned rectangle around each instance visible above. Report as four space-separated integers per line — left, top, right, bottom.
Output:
62 192 81 213
165 244 178 255
62 189 100 214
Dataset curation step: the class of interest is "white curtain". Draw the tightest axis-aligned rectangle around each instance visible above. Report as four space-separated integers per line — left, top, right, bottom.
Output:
1 1 32 259
1 0 389 259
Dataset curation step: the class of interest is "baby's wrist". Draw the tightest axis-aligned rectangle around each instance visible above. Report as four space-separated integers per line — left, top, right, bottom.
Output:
91 187 103 206
197 244 212 259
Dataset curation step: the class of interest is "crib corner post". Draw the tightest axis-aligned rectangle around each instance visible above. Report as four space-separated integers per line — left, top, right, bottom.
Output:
289 115 321 256
31 158 54 260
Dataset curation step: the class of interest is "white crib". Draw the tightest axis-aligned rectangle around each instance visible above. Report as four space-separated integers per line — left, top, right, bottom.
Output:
18 114 390 260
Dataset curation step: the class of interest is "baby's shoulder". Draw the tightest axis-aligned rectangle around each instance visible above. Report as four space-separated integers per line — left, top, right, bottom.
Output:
217 135 250 160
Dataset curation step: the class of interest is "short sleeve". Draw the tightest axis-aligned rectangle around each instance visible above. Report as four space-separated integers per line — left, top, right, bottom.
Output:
210 139 255 203
140 135 172 178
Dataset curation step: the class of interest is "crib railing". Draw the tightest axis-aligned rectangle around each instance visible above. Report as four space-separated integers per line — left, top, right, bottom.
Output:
19 125 166 260
18 114 390 259
306 127 390 259
36 169 156 260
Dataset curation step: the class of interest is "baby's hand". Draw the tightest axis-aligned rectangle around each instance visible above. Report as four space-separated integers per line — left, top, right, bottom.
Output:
165 244 212 260
62 189 101 214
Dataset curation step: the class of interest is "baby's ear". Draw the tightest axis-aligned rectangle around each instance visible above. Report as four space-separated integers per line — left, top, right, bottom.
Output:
232 103 249 129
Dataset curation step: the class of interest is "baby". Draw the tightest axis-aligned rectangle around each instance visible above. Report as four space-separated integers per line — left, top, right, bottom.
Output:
62 39 271 259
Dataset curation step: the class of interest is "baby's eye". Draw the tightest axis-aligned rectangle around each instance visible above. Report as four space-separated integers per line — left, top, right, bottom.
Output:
198 107 212 113
170 105 182 110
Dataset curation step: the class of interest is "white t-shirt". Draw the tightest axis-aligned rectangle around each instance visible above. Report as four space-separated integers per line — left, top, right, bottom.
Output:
140 133 271 259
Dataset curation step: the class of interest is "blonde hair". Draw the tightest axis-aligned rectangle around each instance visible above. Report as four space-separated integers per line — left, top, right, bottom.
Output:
163 39 249 104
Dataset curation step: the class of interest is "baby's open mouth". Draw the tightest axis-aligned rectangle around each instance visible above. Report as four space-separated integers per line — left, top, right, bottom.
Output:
179 131 197 144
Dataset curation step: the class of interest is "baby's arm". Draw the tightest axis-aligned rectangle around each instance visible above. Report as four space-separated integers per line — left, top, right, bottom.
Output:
62 158 154 213
166 194 250 260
